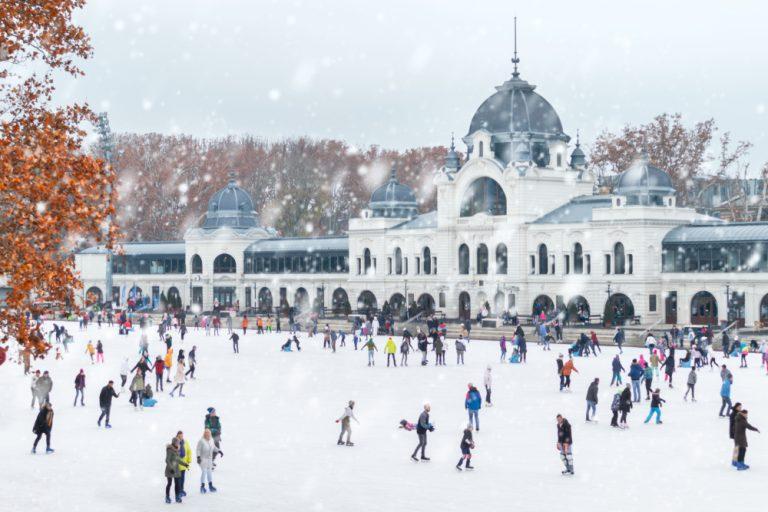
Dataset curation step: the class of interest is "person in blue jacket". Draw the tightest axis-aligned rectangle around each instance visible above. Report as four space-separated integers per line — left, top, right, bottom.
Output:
611 355 625 386
465 383 482 431
628 359 644 402
719 376 733 417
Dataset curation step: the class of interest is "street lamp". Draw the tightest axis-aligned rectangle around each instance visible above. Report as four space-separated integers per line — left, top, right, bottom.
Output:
725 283 731 327
404 279 409 320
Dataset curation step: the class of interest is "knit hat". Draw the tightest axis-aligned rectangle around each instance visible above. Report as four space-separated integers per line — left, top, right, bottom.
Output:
207 407 215 414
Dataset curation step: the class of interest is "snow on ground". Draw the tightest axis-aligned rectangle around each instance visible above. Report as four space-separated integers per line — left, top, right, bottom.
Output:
2 322 766 511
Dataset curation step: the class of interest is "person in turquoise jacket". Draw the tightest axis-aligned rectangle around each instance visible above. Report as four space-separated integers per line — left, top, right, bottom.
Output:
719 377 733 417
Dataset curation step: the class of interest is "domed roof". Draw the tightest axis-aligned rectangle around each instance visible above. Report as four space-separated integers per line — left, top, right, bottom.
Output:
467 76 567 140
569 132 587 169
369 165 418 219
615 154 675 197
201 172 259 229
444 135 461 169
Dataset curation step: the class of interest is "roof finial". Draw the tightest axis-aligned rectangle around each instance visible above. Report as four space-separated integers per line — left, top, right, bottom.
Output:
575 129 581 148
390 163 397 181
227 170 237 185
511 16 520 78
450 132 455 151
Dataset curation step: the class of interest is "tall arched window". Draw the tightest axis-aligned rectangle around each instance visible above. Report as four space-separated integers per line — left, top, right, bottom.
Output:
496 244 508 274
394 247 403 275
460 177 507 217
477 244 489 274
423 247 431 275
191 254 203 274
213 253 237 273
479 141 484 157
614 242 626 274
458 244 470 275
363 248 372 274
538 244 549 275
573 243 583 274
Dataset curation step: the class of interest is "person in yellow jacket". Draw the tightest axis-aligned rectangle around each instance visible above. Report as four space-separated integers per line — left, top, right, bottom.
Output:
176 430 192 497
164 349 173 384
85 341 96 364
385 337 398 367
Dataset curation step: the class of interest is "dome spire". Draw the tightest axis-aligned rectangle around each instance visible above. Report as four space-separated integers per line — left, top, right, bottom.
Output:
227 170 237 186
575 129 581 148
511 16 520 79
390 163 397 181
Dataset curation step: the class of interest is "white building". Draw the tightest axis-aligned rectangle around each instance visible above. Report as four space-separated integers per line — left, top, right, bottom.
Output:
75 58 768 329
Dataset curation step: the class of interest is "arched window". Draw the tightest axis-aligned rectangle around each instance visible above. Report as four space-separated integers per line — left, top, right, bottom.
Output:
573 243 583 274
394 247 403 275
460 177 507 217
496 243 508 274
423 247 431 275
363 249 372 274
538 244 548 274
458 244 470 275
479 141 484 157
213 253 237 273
191 254 202 274
477 244 489 274
614 242 626 274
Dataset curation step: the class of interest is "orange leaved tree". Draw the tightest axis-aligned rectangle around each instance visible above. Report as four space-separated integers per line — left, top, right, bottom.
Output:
0 0 117 363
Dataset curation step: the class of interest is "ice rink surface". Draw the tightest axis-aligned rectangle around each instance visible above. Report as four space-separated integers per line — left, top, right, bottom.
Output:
2 322 765 511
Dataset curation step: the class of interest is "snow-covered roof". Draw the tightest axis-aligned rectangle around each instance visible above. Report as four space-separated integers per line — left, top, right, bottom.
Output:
391 211 437 230
79 242 185 256
245 236 348 254
663 222 768 245
530 195 612 224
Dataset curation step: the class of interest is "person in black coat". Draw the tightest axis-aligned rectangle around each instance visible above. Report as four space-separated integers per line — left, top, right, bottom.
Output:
733 409 760 470
556 414 573 475
663 354 675 388
456 425 475 470
585 378 599 421
98 380 120 428
32 402 54 454
619 384 633 428
729 402 743 466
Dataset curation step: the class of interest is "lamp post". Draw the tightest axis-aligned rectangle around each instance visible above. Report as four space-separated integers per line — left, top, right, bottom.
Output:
606 281 613 326
404 278 409 320
725 283 731 327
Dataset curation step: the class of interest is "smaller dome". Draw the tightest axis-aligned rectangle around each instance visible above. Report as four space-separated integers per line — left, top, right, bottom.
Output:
369 165 418 219
569 135 586 169
201 172 259 229
444 135 461 169
614 154 676 205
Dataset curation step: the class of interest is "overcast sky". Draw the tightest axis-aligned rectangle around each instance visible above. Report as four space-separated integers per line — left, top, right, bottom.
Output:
61 0 768 170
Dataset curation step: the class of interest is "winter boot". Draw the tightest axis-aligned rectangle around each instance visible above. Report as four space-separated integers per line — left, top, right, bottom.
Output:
465 460 474 470
456 458 464 470
345 441 354 447
200 484 207 494
165 497 172 504
175 495 182 503
208 483 217 493
45 448 55 454
337 440 344 445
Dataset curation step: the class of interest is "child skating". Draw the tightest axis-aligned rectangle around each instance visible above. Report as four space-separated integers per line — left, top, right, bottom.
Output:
456 425 475 471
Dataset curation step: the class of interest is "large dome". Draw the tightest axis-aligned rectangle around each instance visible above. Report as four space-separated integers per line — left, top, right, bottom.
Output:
369 166 418 219
614 154 676 205
201 173 259 229
467 76 566 140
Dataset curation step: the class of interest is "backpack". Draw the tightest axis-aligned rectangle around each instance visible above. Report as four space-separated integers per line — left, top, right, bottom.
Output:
610 394 621 412
456 340 466 352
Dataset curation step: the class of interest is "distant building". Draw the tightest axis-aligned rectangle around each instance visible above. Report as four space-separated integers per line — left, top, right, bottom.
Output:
76 55 768 328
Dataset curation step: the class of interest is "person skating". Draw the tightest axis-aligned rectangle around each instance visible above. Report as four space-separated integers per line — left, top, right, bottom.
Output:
628 359 644 402
663 352 675 388
417 329 429 366
483 366 493 406
165 437 188 504
363 337 377 366
197 429 217 493
229 332 239 354
728 402 743 467
613 327 624 354
719 375 733 417
119 357 130 389
433 334 445 366
455 337 467 365
643 363 654 400
561 356 578 392
32 402 54 454
85 340 95 363
73 369 86 407
684 366 697 402
465 383 482 431
128 370 145 410
163 349 173 383
98 380 119 428
585 378 599 422
335 400 359 446
30 369 41 409
556 414 574 475
733 409 759 470
95 340 104 363
176 431 192 497
152 356 165 392
384 337 397 367
611 354 625 386
456 424 475 471
499 336 507 363
517 327 528 363
400 333 414 366
169 358 186 398
618 384 633 428
205 407 224 463
557 354 565 390
411 404 433 462
36 370 53 406
186 346 197 379
644 388 665 424
610 387 621 427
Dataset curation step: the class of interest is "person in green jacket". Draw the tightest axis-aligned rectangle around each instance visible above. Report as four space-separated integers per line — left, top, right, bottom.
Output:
205 408 224 464
385 337 397 367
165 437 188 504
176 431 192 498
363 337 378 367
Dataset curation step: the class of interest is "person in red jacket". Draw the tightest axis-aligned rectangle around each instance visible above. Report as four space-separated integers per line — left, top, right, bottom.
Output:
154 355 165 392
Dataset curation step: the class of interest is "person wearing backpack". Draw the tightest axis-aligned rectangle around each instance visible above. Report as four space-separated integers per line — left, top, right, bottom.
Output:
684 366 697 402
609 388 622 427
456 337 467 365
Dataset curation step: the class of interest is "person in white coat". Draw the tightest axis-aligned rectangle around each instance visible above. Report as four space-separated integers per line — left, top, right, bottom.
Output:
372 317 380 336
483 366 493 406
119 357 130 389
169 359 186 397
196 429 217 493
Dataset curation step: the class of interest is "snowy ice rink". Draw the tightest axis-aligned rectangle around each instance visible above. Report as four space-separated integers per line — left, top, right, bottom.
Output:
2 322 766 511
